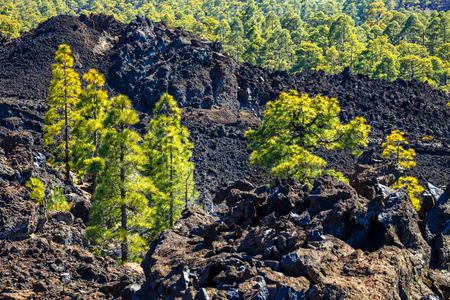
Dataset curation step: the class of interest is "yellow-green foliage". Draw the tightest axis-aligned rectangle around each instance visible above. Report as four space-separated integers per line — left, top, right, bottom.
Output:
86 94 156 263
144 93 197 234
421 135 434 141
382 130 416 169
245 91 370 185
44 44 81 182
72 68 110 180
48 186 72 211
2 1 450 91
394 176 424 211
25 177 44 205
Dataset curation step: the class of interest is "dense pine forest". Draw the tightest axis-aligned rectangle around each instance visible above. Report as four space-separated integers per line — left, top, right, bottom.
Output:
1 0 450 90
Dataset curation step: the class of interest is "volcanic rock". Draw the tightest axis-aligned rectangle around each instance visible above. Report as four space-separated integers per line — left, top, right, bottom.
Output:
427 183 450 236
0 222 144 299
137 176 449 299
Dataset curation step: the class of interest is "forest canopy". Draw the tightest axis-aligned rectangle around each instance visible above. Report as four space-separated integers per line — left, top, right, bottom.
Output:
1 0 450 90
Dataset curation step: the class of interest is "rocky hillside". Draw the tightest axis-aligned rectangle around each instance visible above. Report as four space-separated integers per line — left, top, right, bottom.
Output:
136 159 450 298
0 14 448 197
0 129 144 299
0 13 449 299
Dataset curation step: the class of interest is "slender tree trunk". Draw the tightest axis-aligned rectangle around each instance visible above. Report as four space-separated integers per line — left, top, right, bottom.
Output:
64 69 70 182
92 92 98 198
169 145 174 227
120 128 128 263
185 167 191 209
121 203 128 262
93 85 98 157
443 24 447 44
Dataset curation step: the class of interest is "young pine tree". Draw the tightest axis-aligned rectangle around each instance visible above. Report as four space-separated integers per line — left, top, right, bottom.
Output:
44 44 81 182
72 69 110 192
382 130 422 211
144 93 196 234
394 176 424 211
381 130 416 173
25 177 45 205
245 91 370 186
86 95 155 263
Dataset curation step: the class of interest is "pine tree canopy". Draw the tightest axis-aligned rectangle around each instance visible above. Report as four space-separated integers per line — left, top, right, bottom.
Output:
245 90 370 185
87 94 156 263
44 44 81 182
144 93 196 233
72 69 110 177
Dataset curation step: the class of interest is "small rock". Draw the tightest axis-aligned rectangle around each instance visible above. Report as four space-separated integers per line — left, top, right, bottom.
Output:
69 196 91 223
289 211 311 227
276 286 306 300
33 153 46 169
48 210 75 224
280 253 303 277
121 283 141 300
194 288 210 300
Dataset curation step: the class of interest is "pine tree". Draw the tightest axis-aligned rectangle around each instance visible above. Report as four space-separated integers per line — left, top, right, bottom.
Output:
292 41 325 73
44 44 81 182
143 93 196 234
86 95 155 263
381 130 416 172
245 91 370 185
381 131 422 211
394 176 423 211
72 69 110 192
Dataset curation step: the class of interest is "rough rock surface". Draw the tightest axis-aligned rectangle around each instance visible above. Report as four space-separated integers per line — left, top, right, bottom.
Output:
137 174 450 299
0 218 144 299
0 126 143 299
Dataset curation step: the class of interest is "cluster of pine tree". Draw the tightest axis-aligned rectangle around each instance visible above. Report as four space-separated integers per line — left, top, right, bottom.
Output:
1 0 450 90
45 44 196 263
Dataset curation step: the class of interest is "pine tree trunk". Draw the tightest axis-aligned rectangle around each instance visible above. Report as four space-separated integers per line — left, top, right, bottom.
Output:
92 104 98 198
120 129 128 263
170 145 174 227
121 204 128 263
444 24 447 44
185 167 192 209
93 93 98 157
185 172 189 209
64 75 69 182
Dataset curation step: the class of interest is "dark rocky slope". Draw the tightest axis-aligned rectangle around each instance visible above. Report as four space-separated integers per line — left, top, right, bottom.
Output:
0 13 449 299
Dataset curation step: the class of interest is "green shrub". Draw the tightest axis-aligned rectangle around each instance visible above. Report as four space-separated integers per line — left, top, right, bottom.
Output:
394 176 423 211
48 186 72 211
25 177 45 205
